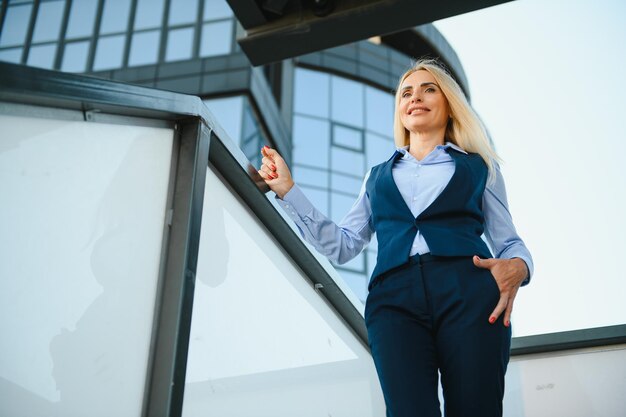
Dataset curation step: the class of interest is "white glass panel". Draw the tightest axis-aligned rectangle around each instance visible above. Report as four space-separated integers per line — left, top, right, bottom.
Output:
0 47 22 63
294 68 330 118
181 166 386 416
331 146 364 176
199 20 232 57
0 114 174 416
503 345 626 416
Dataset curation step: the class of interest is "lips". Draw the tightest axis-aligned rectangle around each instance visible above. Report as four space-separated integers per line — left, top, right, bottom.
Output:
408 106 430 114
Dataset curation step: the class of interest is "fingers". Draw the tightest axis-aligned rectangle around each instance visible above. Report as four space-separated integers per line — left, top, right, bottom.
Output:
488 295 508 326
502 288 518 327
473 255 496 269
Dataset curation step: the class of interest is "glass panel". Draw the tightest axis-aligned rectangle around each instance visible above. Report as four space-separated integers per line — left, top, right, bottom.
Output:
331 146 364 176
331 75 363 127
128 30 160 67
203 0 232 20
365 132 394 168
331 172 362 195
0 4 32 47
365 86 393 136
292 164 328 189
93 34 125 71
294 68 329 118
100 0 132 35
134 0 165 30
168 0 198 26
199 20 232 57
166 27 193 62
181 167 385 415
61 41 90 72
332 124 362 151
202 96 243 145
66 0 98 39
292 115 330 169
0 114 174 416
503 346 626 416
26 43 57 69
0 47 23 63
32 1 64 43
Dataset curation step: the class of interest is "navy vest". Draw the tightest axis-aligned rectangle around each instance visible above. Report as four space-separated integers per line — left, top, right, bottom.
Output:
365 147 492 289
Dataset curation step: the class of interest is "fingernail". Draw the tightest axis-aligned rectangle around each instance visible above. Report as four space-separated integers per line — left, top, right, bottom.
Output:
489 316 496 324
270 173 277 179
505 320 510 327
270 164 276 170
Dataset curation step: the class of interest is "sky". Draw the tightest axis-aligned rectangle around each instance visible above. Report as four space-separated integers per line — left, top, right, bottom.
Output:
433 0 626 337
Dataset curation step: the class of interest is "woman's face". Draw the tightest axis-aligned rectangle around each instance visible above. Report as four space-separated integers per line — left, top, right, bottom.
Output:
398 70 450 135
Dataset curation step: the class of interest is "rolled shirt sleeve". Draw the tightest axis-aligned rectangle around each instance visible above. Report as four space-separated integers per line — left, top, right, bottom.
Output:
483 164 534 286
274 170 374 265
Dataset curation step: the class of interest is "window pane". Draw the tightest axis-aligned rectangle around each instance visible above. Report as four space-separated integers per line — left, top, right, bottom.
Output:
93 35 125 70
330 191 356 223
128 30 160 66
0 4 32 47
168 0 198 26
333 125 362 151
300 185 329 217
61 41 90 72
27 43 57 69
365 86 393 136
66 0 98 39
202 96 243 145
294 68 329 118
334 252 365 274
32 1 64 43
293 116 330 169
203 0 232 20
134 0 165 30
199 20 232 57
365 132 393 168
292 165 328 189
331 147 364 176
100 0 132 35
331 172 362 195
165 27 193 62
336 269 367 302
0 47 23 63
331 76 363 127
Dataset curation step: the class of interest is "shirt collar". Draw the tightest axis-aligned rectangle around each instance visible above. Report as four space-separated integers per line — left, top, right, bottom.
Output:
396 141 468 159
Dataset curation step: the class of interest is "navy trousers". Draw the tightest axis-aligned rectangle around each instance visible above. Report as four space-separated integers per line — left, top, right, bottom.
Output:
365 253 511 417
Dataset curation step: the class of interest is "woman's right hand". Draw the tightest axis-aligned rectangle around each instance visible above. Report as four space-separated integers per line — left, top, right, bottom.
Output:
259 145 294 199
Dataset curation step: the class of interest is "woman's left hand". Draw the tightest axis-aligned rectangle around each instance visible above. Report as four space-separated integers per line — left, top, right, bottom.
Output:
473 256 528 327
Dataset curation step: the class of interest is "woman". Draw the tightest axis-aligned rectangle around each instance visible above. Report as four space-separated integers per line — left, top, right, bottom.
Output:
258 58 533 417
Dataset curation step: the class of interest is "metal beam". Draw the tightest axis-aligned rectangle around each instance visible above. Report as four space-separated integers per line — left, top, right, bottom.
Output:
231 0 514 65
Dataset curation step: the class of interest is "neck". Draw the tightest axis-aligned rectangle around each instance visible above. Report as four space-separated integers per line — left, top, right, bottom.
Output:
407 129 446 161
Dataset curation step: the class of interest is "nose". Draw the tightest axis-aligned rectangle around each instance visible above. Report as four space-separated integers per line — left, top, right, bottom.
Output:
410 91 422 102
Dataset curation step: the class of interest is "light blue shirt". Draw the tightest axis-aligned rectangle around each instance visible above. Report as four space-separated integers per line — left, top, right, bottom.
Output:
276 142 534 284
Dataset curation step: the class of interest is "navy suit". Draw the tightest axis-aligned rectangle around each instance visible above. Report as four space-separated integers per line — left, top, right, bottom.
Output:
364 148 511 417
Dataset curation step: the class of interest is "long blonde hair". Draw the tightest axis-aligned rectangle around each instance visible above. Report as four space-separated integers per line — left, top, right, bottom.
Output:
393 58 501 184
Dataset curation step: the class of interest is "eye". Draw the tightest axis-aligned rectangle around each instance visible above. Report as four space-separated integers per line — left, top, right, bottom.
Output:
402 91 411 98
425 87 436 93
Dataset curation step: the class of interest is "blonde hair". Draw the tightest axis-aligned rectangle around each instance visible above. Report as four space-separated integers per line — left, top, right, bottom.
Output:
393 58 501 184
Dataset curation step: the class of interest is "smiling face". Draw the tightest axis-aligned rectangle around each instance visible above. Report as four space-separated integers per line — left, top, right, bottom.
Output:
398 70 451 136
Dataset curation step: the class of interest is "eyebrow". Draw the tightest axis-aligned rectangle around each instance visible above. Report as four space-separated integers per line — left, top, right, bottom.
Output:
400 82 439 91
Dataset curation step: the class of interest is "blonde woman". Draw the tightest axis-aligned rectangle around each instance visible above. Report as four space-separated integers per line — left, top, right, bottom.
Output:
259 58 532 417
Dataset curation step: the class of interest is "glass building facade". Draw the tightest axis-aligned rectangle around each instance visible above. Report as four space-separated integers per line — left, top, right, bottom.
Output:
0 0 468 302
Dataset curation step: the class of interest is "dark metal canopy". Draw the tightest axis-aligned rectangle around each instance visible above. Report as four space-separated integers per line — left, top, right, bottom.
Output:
227 0 513 65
